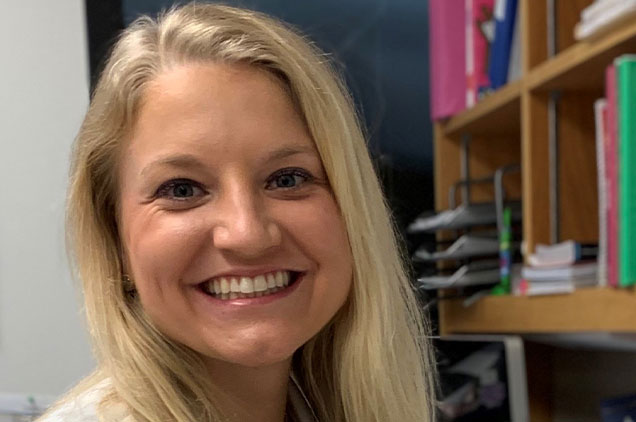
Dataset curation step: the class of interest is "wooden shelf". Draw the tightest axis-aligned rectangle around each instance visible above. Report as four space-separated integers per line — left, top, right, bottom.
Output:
527 19 636 93
432 3 636 419
442 80 521 137
439 288 636 334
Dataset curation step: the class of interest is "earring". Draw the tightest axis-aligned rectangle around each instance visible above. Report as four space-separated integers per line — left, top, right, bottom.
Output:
122 275 137 298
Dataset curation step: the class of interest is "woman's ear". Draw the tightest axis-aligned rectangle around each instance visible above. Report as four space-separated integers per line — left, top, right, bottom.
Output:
119 242 137 298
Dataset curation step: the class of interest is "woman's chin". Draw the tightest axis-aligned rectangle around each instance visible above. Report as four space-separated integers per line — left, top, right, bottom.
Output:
198 341 299 369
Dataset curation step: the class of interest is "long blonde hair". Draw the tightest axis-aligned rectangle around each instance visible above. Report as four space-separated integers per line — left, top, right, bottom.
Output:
61 3 436 421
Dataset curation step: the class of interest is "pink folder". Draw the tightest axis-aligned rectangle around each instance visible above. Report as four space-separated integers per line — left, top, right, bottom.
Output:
429 0 466 120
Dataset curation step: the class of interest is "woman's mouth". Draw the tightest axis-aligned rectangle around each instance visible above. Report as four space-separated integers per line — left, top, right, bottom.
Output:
199 270 301 300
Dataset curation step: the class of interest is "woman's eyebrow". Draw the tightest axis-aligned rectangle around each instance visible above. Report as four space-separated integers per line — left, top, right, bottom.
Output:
140 146 318 176
266 145 317 161
140 154 208 177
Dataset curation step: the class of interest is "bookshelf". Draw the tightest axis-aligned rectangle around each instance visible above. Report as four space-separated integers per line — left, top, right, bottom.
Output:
435 1 636 331
433 1 636 420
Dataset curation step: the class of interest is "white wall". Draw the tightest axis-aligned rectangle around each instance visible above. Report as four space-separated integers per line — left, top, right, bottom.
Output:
0 0 95 397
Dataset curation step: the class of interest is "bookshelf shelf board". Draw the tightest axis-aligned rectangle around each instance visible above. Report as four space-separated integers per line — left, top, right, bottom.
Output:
442 80 521 137
439 287 636 334
527 19 636 93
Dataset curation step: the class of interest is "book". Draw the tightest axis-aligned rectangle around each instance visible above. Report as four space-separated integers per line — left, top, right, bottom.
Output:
488 0 518 90
429 0 466 119
616 55 636 287
521 262 598 281
466 0 494 107
594 98 608 287
606 64 619 287
515 278 597 296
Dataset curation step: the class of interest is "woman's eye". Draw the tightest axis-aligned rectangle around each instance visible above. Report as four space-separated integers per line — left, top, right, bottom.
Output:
155 179 206 200
173 183 195 197
266 168 312 190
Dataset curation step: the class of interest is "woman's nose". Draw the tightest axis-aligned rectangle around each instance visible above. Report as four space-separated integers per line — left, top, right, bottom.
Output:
211 184 282 258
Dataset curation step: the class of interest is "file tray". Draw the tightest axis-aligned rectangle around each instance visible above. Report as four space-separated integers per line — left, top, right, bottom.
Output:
407 200 522 234
417 259 501 290
414 235 502 262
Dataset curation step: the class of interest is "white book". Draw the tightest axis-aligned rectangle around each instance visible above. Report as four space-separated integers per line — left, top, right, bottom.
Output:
521 262 597 281
594 98 609 287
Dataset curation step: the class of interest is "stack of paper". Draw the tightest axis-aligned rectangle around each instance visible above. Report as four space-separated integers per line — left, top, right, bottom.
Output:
574 0 636 41
527 240 598 268
516 261 598 296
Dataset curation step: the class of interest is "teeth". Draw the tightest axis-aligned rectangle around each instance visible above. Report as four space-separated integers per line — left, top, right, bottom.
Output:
205 271 296 300
254 275 267 292
240 277 254 294
220 278 230 294
275 272 284 287
267 273 276 288
230 277 240 293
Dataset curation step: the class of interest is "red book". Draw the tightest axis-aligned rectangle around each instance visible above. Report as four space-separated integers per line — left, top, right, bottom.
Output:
466 0 495 107
606 64 619 287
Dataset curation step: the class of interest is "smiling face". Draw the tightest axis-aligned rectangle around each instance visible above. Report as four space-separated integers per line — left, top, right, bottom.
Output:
117 63 353 368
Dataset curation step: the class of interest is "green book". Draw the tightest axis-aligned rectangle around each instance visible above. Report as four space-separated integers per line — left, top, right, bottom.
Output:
616 55 636 287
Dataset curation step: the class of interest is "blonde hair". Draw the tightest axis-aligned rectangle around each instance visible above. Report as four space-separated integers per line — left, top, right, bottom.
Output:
60 3 436 421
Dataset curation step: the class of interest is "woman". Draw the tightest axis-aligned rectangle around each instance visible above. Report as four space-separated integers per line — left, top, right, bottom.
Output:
40 3 436 421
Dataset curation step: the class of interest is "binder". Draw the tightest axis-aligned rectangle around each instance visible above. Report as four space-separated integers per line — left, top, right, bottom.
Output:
488 0 518 90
